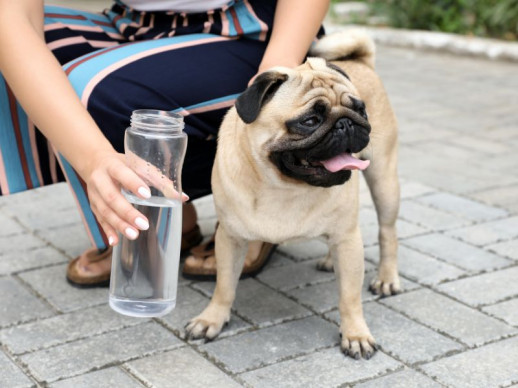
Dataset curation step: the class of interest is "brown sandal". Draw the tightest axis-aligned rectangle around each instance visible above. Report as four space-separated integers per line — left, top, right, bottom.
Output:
182 230 277 280
67 224 204 288
66 247 113 288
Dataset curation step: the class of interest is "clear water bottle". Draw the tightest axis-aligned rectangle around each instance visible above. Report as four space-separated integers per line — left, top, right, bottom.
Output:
109 110 187 317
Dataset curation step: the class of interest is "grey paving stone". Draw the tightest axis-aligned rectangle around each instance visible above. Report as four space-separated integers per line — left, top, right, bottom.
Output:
0 212 25 237
0 246 69 276
359 207 378 226
355 368 441 388
21 322 182 383
446 216 518 246
125 347 242 388
0 350 33 388
399 181 437 199
18 264 108 313
4 200 81 232
362 220 428 247
50 367 143 388
325 302 463 364
396 218 430 239
470 184 518 213
29 207 83 232
263 250 296 268
199 316 339 373
0 277 53 328
286 278 419 314
402 233 511 272
482 298 518 327
0 186 40 209
380 289 517 347
448 134 513 155
398 200 471 231
2 184 81 231
398 123 453 144
361 224 382 247
277 239 329 262
158 286 250 338
0 233 47 255
420 336 518 388
287 280 370 314
415 192 508 222
256 259 335 291
471 152 518 174
0 305 144 355
486 239 518 260
35 223 91 259
437 266 518 307
399 151 518 195
192 278 311 326
240 347 401 388
365 245 466 286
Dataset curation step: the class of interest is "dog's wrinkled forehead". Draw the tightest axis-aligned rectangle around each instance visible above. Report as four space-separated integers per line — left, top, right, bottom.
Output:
294 57 355 107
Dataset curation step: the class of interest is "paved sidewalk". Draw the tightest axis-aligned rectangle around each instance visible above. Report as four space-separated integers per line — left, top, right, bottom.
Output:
2 24 518 388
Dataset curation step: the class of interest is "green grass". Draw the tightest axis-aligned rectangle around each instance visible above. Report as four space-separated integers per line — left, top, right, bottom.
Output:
336 0 518 40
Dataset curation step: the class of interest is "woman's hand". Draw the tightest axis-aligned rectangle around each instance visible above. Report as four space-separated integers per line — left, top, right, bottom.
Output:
84 150 189 246
84 151 153 246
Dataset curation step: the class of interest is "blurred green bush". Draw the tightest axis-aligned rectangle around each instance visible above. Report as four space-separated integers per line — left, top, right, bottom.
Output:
367 0 518 40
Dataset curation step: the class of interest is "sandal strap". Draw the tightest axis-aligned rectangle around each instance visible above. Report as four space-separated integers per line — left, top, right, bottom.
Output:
188 223 218 259
181 224 203 251
189 235 215 259
83 247 113 263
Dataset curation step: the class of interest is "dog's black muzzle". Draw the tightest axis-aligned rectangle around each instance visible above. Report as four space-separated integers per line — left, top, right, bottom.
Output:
270 115 371 187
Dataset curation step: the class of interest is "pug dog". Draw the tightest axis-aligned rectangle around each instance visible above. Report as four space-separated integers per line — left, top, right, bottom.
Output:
185 30 400 360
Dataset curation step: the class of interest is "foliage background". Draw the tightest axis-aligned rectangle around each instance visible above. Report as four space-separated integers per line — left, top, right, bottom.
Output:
334 0 518 41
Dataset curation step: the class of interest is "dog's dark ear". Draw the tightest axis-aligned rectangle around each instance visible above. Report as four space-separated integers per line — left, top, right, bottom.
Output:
235 71 288 124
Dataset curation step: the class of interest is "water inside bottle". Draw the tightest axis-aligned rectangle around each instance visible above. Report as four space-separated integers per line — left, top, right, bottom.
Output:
109 194 182 317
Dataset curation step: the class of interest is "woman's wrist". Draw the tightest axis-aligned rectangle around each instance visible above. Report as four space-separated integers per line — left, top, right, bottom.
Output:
73 143 118 181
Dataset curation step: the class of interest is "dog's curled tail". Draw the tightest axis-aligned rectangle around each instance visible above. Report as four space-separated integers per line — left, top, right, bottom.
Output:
310 29 376 69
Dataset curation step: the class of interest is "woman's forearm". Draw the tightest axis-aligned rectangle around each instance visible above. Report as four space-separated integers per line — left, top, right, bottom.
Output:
0 0 114 179
259 0 330 71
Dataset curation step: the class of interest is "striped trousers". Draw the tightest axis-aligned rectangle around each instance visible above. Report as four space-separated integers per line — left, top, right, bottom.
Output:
0 0 276 250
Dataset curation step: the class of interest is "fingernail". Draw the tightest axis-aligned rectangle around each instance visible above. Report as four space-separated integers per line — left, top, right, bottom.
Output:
138 186 151 199
125 227 138 240
182 192 190 201
108 236 115 246
135 217 149 230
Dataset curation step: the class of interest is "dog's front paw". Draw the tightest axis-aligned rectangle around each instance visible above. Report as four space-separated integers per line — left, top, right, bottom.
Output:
185 305 230 341
369 273 401 297
341 331 378 360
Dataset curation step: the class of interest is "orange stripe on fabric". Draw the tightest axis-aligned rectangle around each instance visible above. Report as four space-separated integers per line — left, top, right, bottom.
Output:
65 43 129 75
6 84 33 190
45 13 87 20
229 7 243 35
28 120 44 187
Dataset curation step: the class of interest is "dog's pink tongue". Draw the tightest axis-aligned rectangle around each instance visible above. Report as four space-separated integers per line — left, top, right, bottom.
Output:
320 153 370 172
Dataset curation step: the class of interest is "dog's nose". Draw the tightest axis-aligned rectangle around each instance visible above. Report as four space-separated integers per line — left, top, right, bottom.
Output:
334 118 355 136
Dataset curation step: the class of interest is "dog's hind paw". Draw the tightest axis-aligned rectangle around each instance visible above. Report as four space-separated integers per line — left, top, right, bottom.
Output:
185 307 230 341
341 332 378 360
316 255 334 272
369 275 401 297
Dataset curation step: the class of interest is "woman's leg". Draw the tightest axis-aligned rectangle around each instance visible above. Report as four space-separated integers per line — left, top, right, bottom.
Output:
0 6 124 197
60 33 269 284
47 5 126 249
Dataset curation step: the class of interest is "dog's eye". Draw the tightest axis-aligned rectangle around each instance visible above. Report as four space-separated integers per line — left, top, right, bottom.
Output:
301 116 320 127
